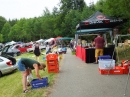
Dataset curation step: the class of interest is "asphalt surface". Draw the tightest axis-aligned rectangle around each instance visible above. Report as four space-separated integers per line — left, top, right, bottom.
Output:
49 49 130 97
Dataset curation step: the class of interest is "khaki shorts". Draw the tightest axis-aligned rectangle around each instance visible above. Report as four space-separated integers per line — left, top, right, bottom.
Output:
95 49 103 58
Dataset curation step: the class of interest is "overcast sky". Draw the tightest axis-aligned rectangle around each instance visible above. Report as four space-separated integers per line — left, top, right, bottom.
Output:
0 0 98 20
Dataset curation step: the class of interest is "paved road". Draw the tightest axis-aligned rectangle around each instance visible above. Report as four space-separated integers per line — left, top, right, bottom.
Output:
49 49 130 97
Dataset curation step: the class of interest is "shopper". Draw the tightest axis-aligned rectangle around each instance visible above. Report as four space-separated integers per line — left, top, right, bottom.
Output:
94 34 105 64
17 58 46 93
34 42 41 62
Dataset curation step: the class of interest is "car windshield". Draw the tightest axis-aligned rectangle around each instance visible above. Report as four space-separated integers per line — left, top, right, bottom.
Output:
9 45 14 49
2 46 10 53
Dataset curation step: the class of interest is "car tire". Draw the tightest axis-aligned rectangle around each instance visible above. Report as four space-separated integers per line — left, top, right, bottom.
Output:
0 71 2 77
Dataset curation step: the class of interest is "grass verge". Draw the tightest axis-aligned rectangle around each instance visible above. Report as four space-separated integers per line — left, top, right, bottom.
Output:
0 50 57 97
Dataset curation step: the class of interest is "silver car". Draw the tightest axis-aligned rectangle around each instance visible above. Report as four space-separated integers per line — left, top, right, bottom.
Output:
0 56 17 77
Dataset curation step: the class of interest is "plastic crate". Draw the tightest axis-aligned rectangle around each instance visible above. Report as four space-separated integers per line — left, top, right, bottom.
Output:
98 59 115 69
47 60 58 65
31 77 48 89
98 68 113 75
123 69 129 74
48 68 59 73
121 60 130 69
47 64 59 70
46 54 58 61
112 66 123 74
98 55 111 60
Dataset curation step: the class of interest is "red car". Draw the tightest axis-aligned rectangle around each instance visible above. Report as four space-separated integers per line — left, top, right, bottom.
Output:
13 43 32 53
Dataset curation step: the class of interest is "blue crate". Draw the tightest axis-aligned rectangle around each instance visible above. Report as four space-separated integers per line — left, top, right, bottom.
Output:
98 55 111 60
31 77 48 89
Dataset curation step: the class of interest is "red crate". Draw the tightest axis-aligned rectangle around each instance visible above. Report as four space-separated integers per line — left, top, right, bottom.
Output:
122 60 130 67
46 54 58 60
48 68 59 73
47 60 58 65
123 69 129 74
98 68 113 75
47 64 59 70
112 66 123 74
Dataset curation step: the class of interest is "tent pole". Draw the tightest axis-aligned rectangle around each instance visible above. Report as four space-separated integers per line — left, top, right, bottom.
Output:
109 30 113 44
103 34 107 47
75 34 78 47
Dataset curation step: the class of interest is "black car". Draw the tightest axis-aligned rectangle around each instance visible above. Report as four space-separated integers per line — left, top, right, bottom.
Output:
1 45 21 57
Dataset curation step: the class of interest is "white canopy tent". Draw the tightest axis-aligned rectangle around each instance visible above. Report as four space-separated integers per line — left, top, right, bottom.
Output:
44 38 55 43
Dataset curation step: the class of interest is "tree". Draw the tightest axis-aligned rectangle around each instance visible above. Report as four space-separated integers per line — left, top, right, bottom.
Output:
8 19 18 26
95 0 130 34
41 8 56 38
1 22 11 42
0 16 6 33
0 34 3 42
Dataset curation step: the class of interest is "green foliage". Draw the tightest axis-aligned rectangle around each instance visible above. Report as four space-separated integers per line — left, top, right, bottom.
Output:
0 50 57 97
0 16 6 33
0 0 130 42
0 34 3 42
1 22 11 42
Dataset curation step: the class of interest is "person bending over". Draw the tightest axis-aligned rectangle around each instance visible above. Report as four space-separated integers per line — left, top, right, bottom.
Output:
17 58 46 93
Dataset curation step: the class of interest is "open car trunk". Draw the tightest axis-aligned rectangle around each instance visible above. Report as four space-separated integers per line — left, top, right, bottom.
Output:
1 54 16 65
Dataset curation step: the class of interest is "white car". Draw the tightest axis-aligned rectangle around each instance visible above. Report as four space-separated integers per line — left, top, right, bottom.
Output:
0 56 17 77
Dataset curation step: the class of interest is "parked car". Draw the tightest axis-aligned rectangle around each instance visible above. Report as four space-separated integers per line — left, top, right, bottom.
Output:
0 56 17 77
27 45 46 52
13 43 32 53
0 45 21 57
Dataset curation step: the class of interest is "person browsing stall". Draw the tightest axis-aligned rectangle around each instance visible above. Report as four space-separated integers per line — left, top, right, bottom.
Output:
17 58 46 93
93 34 105 64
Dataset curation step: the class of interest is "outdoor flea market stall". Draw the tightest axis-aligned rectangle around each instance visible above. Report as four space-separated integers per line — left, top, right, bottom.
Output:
75 28 116 63
75 11 127 63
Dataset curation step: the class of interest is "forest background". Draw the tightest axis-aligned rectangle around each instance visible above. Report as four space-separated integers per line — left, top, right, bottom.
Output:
0 0 130 43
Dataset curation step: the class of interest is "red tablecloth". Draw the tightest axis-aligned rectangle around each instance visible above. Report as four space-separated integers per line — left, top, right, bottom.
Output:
76 46 86 62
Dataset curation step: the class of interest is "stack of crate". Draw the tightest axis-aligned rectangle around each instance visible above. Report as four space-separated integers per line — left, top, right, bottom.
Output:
98 55 115 75
98 55 130 75
46 53 59 73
